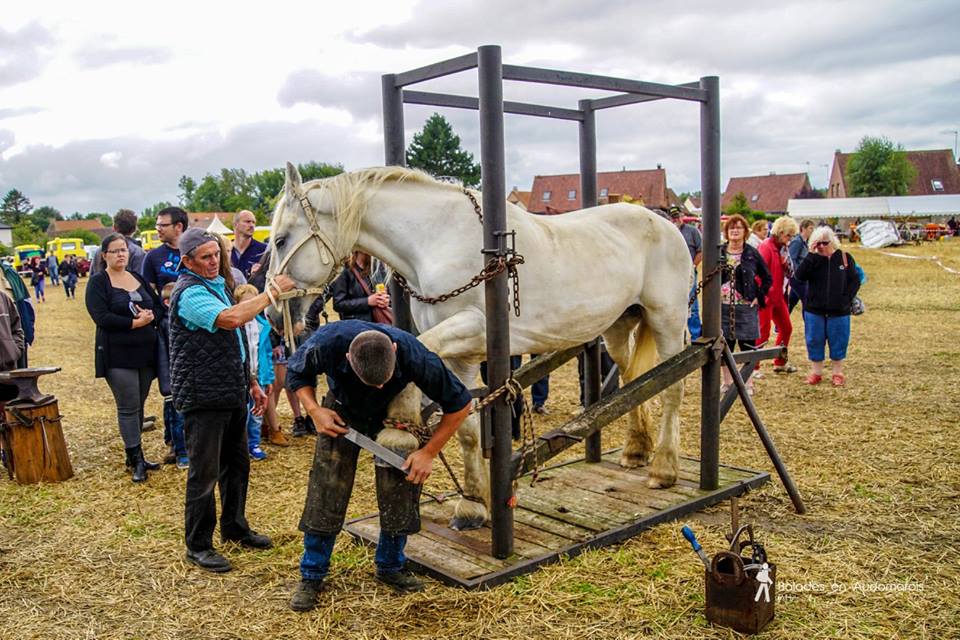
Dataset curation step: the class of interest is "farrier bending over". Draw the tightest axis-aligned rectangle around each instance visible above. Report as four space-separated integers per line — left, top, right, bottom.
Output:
286 320 472 610
170 228 295 573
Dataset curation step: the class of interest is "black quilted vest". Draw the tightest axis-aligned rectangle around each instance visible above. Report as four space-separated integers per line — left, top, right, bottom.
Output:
169 272 248 414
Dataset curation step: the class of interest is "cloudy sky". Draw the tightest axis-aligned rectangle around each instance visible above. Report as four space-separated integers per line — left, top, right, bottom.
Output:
1 0 958 214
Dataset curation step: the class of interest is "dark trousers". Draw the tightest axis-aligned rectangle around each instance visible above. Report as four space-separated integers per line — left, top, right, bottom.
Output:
299 429 422 537
183 407 251 552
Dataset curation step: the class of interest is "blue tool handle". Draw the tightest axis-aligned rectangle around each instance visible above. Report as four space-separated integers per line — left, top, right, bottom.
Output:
682 525 702 552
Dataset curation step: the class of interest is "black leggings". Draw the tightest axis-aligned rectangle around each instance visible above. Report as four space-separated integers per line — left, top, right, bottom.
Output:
725 338 755 353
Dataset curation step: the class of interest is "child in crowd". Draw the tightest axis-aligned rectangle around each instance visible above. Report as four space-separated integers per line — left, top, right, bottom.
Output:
234 285 274 461
160 283 188 469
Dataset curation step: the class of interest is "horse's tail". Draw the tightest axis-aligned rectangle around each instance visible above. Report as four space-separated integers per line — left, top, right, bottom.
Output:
625 320 658 382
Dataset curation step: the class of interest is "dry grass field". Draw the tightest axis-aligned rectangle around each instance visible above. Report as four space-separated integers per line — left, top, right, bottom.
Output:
1 240 958 639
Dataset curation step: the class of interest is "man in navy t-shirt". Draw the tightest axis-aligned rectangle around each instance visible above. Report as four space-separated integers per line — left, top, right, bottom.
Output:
286 321 471 609
230 210 266 280
142 206 188 295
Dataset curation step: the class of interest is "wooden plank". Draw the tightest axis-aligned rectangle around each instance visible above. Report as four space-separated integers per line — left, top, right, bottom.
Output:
511 507 595 542
414 528 510 571
420 516 553 560
517 493 620 533
519 476 643 522
511 519 580 550
534 470 663 513
513 343 711 476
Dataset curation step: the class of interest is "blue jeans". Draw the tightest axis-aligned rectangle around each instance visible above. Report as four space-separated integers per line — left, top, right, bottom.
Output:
246 398 262 450
687 268 702 340
163 397 187 457
803 312 850 362
529 354 549 407
300 531 407 581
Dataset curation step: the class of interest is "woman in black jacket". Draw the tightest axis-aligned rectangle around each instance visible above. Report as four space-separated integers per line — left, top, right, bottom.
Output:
85 233 162 482
329 251 391 323
795 226 861 387
59 255 80 299
720 214 772 394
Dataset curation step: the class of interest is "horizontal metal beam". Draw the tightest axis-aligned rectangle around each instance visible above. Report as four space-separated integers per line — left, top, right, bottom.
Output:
393 52 479 88
731 346 785 364
403 90 584 121
590 82 701 110
501 65 708 102
512 342 711 477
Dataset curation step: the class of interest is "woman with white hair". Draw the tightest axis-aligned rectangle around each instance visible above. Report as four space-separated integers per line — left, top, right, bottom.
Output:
795 226 861 386
757 216 800 373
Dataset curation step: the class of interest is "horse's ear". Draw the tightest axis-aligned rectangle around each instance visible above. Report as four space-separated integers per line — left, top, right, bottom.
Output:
284 161 303 196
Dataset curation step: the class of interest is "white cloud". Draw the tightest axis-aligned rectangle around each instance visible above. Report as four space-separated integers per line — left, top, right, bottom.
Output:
100 151 122 168
0 0 957 210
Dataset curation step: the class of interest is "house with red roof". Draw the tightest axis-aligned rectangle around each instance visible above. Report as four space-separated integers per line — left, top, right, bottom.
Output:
527 168 681 215
46 219 112 239
827 148 960 198
721 173 812 215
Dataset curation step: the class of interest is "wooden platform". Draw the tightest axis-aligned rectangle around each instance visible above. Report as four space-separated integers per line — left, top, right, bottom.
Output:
344 452 769 589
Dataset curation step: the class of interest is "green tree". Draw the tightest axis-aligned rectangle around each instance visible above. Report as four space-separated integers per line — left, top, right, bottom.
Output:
68 229 103 246
84 212 112 226
723 192 764 220
1 189 33 225
845 136 917 197
406 113 481 187
12 220 45 246
29 205 63 232
178 175 197 206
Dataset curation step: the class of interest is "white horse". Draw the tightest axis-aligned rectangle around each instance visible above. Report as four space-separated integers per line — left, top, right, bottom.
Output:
267 163 692 531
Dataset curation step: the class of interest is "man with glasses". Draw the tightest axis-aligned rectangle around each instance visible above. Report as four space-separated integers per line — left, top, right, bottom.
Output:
142 206 188 295
170 228 295 573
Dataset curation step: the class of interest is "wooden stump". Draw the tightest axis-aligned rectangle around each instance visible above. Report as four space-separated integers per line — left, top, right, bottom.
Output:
2 398 73 484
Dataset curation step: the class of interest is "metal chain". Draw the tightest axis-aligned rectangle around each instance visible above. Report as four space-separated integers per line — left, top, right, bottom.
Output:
393 254 526 313
462 187 483 223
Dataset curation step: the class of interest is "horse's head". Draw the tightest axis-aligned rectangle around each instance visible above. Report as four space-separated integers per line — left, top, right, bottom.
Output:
265 162 342 334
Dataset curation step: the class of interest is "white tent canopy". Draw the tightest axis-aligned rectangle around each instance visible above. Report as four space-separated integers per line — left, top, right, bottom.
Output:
204 215 233 235
787 194 960 220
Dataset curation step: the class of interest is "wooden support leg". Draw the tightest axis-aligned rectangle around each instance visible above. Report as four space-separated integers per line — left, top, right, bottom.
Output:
720 345 806 514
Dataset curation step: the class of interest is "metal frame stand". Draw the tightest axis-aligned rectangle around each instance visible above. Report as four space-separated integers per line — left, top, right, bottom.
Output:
380 45 776 559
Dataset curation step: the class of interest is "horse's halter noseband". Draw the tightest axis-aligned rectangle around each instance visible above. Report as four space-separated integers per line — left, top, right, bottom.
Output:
265 185 342 349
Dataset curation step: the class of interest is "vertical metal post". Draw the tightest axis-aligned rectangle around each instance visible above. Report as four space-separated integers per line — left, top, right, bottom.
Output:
579 99 603 463
699 76 721 491
381 74 414 333
478 45 513 559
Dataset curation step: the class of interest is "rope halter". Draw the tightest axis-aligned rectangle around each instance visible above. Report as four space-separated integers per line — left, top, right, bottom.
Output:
265 186 342 349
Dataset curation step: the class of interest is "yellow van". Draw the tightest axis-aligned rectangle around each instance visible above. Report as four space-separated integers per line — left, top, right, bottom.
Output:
46 238 86 265
139 230 162 250
253 226 271 243
13 244 44 273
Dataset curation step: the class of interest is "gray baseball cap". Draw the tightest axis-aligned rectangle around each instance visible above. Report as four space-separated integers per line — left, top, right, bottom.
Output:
178 227 219 261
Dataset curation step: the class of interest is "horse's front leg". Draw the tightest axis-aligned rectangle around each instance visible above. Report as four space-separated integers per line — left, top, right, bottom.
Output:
386 309 489 531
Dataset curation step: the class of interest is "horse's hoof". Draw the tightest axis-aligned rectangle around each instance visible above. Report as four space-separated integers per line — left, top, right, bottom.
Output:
619 452 648 469
645 474 677 489
449 515 485 531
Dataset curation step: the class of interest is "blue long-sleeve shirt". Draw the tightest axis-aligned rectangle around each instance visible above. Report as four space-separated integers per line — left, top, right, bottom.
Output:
286 320 472 435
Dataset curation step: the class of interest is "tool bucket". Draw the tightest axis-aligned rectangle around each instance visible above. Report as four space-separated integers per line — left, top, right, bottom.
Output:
705 525 775 634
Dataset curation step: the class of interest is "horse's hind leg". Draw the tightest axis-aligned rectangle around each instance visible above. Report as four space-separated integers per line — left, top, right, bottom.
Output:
602 315 655 468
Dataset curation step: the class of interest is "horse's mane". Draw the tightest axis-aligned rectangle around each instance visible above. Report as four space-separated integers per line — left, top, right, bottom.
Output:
301 166 465 259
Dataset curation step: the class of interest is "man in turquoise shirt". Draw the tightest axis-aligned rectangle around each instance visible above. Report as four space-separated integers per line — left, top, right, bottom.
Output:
170 227 294 573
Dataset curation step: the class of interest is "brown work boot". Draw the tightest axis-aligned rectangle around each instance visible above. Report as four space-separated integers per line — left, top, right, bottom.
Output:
267 425 291 447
